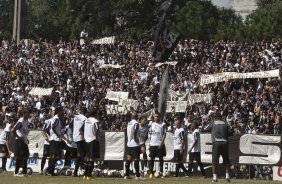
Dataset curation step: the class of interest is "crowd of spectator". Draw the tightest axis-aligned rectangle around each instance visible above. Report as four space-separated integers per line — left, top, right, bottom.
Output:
0 38 281 135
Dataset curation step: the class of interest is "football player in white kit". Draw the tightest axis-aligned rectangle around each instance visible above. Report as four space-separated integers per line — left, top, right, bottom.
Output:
0 113 16 172
62 120 77 168
148 112 167 179
72 105 87 176
187 122 206 178
46 107 64 176
124 112 142 179
83 110 100 180
40 113 52 174
173 117 189 177
12 108 31 176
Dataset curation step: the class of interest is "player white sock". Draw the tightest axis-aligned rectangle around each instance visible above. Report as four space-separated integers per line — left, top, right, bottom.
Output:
226 173 230 179
213 174 217 180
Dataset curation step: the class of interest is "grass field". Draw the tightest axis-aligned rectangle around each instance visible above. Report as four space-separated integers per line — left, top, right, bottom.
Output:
1 173 281 184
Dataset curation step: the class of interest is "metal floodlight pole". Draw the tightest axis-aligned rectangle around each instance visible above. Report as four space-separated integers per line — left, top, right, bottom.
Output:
13 0 18 41
17 0 21 45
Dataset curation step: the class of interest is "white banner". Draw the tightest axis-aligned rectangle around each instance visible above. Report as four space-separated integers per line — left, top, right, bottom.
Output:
28 88 53 96
105 105 129 115
105 90 129 101
92 36 115 44
200 69 280 85
137 72 148 80
273 166 282 181
168 89 188 101
239 134 281 165
6 158 75 173
3 130 282 170
99 64 124 69
118 99 139 110
155 61 178 68
104 132 125 160
187 93 213 105
167 101 187 112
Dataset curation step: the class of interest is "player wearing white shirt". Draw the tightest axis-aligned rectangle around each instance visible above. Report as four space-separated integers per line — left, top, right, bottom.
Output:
46 107 64 176
72 105 87 177
0 114 16 172
12 108 30 176
62 122 77 168
124 113 141 179
83 110 100 180
148 112 166 179
173 117 189 177
73 113 87 142
187 122 206 178
40 116 52 174
138 116 149 171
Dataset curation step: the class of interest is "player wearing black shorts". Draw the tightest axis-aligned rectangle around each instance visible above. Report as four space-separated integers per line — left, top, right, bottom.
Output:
124 113 142 179
72 105 87 176
40 115 51 174
62 121 77 168
83 110 100 180
12 108 31 177
46 107 64 176
173 117 189 177
0 114 16 172
148 112 166 179
187 122 206 178
204 109 233 182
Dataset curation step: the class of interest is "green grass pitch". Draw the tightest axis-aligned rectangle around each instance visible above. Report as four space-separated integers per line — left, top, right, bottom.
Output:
1 172 281 184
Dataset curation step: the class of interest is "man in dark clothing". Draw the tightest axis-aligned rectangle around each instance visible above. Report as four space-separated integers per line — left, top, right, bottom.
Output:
204 109 233 183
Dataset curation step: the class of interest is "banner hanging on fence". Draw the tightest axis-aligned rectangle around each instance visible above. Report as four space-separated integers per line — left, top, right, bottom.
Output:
200 69 280 85
3 130 282 167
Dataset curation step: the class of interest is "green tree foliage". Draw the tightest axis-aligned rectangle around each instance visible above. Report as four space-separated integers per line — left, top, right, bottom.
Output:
0 0 14 39
214 9 246 41
1 0 281 42
245 0 282 41
173 0 219 40
172 0 246 41
27 0 156 42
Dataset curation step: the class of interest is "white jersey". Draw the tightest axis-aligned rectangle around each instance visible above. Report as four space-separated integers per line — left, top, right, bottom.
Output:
73 114 87 142
63 125 77 148
149 122 166 146
174 127 185 150
42 118 52 145
189 129 201 152
0 123 12 145
138 124 149 145
14 117 29 145
49 115 62 142
84 117 99 143
127 119 140 147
